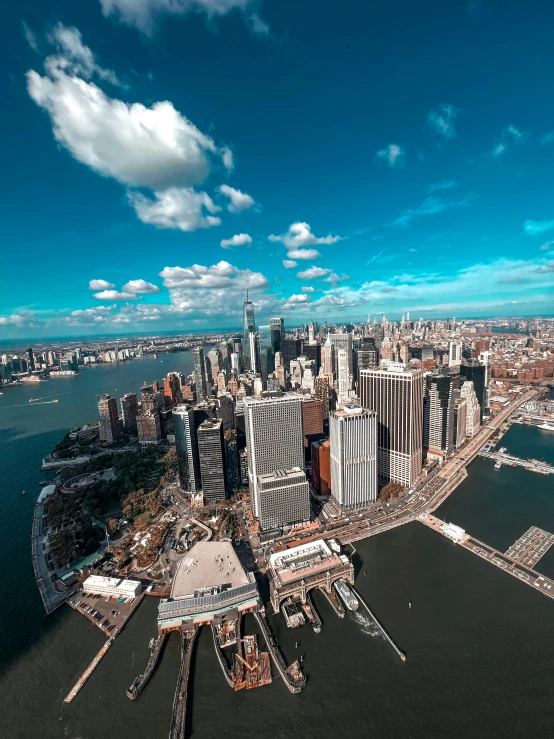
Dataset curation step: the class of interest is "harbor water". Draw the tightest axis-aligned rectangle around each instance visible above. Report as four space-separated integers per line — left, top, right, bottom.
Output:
0 366 553 738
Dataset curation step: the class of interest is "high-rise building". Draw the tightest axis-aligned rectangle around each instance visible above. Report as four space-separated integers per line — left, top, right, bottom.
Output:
243 289 256 369
453 394 467 448
193 347 207 402
448 341 462 367
329 333 353 378
197 419 226 503
27 348 35 372
244 394 309 530
311 439 331 495
248 331 259 374
330 405 378 509
321 334 335 378
359 362 424 488
269 317 284 355
280 338 302 370
460 381 481 437
337 348 350 405
141 384 164 413
423 374 454 460
137 411 162 445
173 405 201 493
120 392 138 434
163 372 182 407
302 343 321 374
97 394 121 443
314 374 330 419
302 398 324 448
460 360 486 420
259 325 274 385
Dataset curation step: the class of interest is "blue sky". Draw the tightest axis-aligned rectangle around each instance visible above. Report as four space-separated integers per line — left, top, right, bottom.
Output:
1 0 554 338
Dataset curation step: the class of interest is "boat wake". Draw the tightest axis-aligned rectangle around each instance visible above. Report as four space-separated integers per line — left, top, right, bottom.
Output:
350 610 382 639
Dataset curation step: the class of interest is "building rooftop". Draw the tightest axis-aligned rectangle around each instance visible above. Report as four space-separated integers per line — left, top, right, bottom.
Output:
268 538 345 585
171 541 249 600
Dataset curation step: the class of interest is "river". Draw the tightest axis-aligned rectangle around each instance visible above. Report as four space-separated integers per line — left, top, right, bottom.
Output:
0 367 553 738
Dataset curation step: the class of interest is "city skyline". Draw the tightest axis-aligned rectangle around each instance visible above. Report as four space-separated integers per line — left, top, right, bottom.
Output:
3 1 554 337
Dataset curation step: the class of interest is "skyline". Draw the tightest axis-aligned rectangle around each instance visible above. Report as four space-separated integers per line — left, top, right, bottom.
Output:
3 1 554 338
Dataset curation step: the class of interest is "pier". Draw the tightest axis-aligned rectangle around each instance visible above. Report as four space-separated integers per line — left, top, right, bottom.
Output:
351 587 406 663
478 450 554 475
126 633 168 700
318 586 345 617
168 628 199 739
420 514 554 602
253 609 305 694
302 590 322 633
64 640 112 703
211 625 235 689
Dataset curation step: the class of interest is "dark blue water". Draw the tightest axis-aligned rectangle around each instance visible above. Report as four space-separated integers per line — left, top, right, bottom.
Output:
0 367 553 738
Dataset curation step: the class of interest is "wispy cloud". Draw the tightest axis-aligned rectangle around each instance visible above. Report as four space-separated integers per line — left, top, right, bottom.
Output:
492 125 526 157
428 180 457 193
427 104 460 139
375 143 405 168
393 193 475 227
366 249 386 265
523 220 554 236
540 132 554 145
22 21 38 51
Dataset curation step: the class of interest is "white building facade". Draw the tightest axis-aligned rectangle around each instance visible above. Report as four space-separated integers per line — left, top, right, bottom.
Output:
330 406 378 509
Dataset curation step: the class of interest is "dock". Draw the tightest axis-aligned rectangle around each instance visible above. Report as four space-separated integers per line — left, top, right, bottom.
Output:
64 640 112 703
505 526 554 568
233 635 272 691
126 632 168 700
302 590 322 633
253 609 305 694
478 450 554 475
351 586 406 663
211 625 236 689
168 628 199 739
420 514 554 602
318 586 345 618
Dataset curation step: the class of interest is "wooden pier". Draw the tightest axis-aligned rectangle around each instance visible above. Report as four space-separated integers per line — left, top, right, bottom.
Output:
64 640 112 703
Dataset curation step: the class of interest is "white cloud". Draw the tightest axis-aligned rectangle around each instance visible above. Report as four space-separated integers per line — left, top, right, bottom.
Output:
427 104 459 139
393 193 474 227
0 311 42 328
93 289 139 300
46 23 124 88
492 125 525 157
220 232 252 249
301 286 315 293
539 241 554 251
282 260 298 269
129 187 221 231
88 279 115 290
287 248 321 260
218 184 255 212
269 221 341 249
22 21 38 51
121 279 160 294
221 147 234 172
376 143 405 168
523 219 554 236
99 0 266 36
296 266 332 280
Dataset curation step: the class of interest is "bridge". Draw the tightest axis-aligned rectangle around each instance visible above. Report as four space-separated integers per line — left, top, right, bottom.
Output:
478 450 554 475
420 514 554 602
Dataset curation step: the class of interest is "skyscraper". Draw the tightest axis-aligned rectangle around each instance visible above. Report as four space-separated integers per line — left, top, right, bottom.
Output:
120 392 138 434
243 288 256 369
269 317 284 355
460 360 486 420
97 394 121 443
359 362 424 488
259 325 274 386
137 411 162 445
453 394 467 448
314 374 330 419
448 341 462 367
460 381 481 437
423 374 454 460
197 419 226 503
330 405 378 509
173 405 201 493
27 348 35 372
329 333 353 378
244 394 309 530
337 348 350 405
248 331 259 374
322 334 335 378
193 347 207 402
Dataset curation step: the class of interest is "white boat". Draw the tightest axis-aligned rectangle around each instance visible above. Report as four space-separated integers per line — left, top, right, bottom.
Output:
537 423 554 432
334 579 359 611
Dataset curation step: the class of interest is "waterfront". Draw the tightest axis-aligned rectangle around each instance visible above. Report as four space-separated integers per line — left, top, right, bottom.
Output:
0 369 553 737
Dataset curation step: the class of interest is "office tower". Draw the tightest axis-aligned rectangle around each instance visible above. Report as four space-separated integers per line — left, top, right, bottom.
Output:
322 334 335 378
163 372 182 407
243 288 256 369
422 344 434 362
280 338 302 369
359 362 425 488
314 374 330 419
193 347 207 402
302 398 324 448
244 394 309 530
275 364 287 390
27 348 35 372
460 360 486 420
259 325 274 385
173 405 202 492
453 395 467 448
228 376 239 397
159 408 174 438
337 348 350 405
197 419 226 503
137 411 162 445
460 381 481 437
308 322 316 345
290 359 303 389
97 394 121 443
208 348 223 377
248 331 259 374
300 360 316 392
0 364 12 384
329 333 353 378
448 341 462 367
372 323 385 351
311 439 331 495
330 406 378 509
120 393 138 434
423 374 454 460
141 383 164 413
269 317 284 355
216 371 227 393
217 393 235 431
301 343 321 374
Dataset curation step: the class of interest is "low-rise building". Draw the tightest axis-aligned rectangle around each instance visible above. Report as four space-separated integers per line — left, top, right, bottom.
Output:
83 574 141 598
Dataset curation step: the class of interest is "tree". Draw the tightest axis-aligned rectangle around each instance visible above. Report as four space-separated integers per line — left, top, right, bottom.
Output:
106 518 119 535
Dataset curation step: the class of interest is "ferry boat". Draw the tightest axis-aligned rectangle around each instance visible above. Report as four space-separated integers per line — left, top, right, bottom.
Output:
334 579 359 611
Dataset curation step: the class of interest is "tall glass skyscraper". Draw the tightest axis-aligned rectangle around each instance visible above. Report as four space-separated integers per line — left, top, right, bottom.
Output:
269 317 284 354
243 289 256 369
259 325 274 385
193 347 207 402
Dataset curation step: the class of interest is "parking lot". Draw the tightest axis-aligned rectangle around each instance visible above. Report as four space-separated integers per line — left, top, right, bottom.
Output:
68 589 140 636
